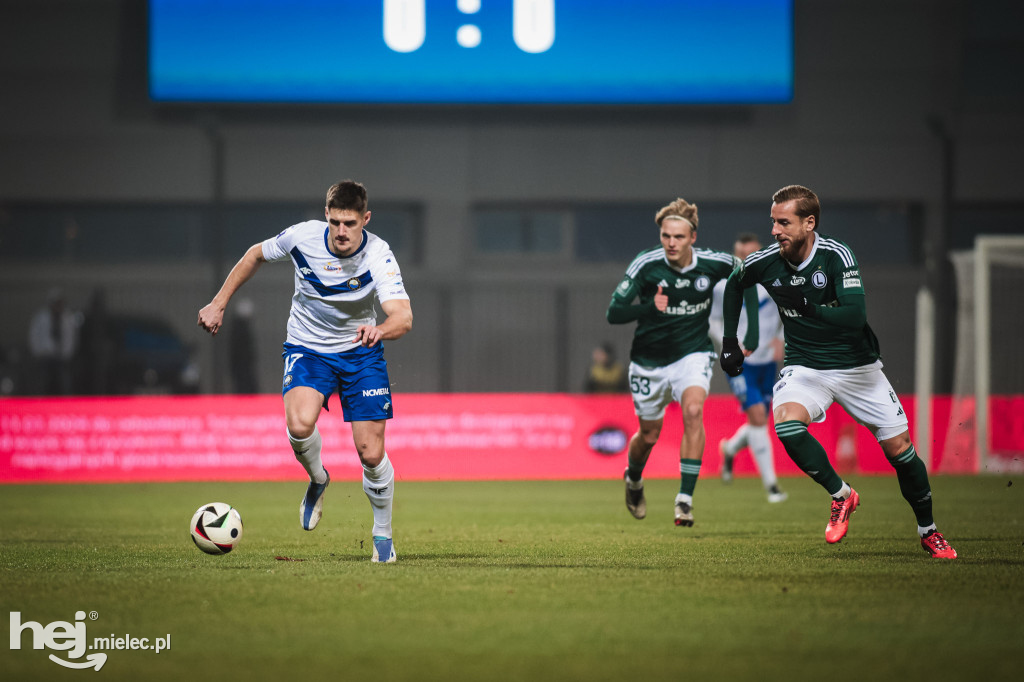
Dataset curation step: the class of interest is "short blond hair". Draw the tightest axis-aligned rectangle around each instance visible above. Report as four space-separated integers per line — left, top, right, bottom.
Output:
655 198 699 231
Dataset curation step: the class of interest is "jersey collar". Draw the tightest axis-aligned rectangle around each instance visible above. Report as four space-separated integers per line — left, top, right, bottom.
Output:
663 249 698 274
322 227 368 259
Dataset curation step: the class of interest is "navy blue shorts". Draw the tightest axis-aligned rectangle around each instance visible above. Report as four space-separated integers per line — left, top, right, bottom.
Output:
281 342 394 422
727 361 778 411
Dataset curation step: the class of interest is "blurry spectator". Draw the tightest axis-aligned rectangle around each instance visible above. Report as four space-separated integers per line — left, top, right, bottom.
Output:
77 287 114 394
229 297 259 393
584 342 628 393
27 287 81 395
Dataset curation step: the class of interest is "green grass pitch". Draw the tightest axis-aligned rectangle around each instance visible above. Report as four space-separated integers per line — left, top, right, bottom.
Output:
2 475 1023 681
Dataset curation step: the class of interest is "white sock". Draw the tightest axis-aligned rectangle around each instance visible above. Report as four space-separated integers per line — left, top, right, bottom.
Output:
289 427 327 484
833 482 852 500
675 492 693 506
363 452 395 539
918 524 937 538
747 425 778 489
724 424 749 456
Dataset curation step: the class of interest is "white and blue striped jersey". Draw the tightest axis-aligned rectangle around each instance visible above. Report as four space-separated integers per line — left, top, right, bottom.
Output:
261 221 408 354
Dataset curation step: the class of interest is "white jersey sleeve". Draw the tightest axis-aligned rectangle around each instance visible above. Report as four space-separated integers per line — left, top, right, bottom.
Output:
260 222 308 262
368 248 409 304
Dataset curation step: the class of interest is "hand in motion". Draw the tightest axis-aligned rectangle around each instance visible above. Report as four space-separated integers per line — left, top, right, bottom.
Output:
720 336 744 377
772 284 813 316
197 304 224 336
355 324 383 347
653 285 668 312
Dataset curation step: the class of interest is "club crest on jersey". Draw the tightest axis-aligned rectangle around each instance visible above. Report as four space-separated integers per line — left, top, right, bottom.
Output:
695 275 711 291
345 277 362 290
812 271 828 289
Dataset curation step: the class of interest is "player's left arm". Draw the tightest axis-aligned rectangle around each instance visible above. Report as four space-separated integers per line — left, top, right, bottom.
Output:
773 259 867 328
357 250 413 347
813 263 868 327
356 298 413 347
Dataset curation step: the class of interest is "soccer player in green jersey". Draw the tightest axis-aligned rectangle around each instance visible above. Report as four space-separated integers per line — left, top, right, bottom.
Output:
607 198 759 527
720 185 957 559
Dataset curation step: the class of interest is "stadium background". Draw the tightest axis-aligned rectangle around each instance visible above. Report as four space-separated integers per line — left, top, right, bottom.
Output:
0 0 1021 457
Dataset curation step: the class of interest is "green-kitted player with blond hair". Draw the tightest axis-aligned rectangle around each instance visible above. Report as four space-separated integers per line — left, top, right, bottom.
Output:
607 197 759 527
720 184 957 558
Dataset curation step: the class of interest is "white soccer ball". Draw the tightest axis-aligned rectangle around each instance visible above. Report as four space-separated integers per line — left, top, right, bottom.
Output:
190 502 244 555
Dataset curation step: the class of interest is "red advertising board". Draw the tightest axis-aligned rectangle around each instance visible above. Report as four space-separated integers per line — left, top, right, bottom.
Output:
0 393 989 484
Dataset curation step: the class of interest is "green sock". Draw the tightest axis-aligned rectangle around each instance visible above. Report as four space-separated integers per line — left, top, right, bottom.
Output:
774 421 844 496
679 458 702 496
889 445 934 527
626 458 645 483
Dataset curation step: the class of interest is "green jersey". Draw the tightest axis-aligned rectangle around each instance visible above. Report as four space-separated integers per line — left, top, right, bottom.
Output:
725 233 880 370
608 246 750 368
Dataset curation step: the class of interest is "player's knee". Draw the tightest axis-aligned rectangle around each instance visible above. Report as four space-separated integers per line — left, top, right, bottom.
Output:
773 402 808 425
285 414 316 440
681 401 703 425
880 432 913 461
354 439 385 467
635 427 661 448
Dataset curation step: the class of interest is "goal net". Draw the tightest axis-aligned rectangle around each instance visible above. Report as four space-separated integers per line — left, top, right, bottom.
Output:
946 236 1024 474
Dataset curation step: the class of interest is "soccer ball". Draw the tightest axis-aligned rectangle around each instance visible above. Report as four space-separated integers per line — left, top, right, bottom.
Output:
190 502 244 555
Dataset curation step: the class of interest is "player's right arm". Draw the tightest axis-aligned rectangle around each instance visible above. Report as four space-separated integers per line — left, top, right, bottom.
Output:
197 243 266 336
606 276 666 324
722 262 751 340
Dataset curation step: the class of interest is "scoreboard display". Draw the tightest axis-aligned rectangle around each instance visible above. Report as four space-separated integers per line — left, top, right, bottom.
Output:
148 0 793 105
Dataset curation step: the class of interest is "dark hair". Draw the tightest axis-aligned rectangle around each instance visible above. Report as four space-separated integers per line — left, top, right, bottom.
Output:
772 185 820 225
326 180 368 213
735 231 760 244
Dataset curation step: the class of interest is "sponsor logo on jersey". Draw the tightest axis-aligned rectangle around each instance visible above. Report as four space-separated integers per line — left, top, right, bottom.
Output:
843 269 860 277
772 278 783 287
618 279 630 291
790 276 806 286
362 387 391 397
323 263 344 272
812 271 828 288
842 277 862 288
695 275 711 291
658 279 669 288
299 267 313 275
675 279 689 288
664 299 712 316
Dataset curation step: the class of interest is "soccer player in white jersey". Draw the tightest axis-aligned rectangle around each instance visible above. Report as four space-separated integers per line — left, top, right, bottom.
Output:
198 180 412 563
709 233 788 503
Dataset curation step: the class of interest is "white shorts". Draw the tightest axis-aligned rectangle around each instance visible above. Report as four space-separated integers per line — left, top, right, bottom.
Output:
772 360 908 441
629 352 714 421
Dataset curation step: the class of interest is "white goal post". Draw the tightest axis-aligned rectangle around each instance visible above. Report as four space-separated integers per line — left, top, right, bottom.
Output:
974 235 1024 472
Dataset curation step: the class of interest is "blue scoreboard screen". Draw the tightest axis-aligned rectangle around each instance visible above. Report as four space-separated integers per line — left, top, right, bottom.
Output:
148 0 793 104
